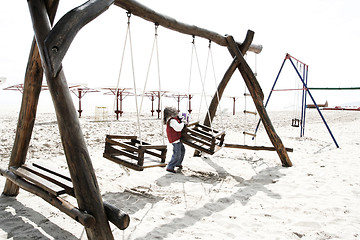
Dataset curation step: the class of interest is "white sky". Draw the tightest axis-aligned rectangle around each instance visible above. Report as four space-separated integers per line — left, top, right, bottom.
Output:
1 0 359 115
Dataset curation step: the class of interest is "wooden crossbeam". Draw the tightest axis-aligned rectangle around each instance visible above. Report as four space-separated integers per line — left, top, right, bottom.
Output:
224 144 293 152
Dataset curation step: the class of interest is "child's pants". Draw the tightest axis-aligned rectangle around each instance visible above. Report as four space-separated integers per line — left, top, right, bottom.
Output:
167 142 185 170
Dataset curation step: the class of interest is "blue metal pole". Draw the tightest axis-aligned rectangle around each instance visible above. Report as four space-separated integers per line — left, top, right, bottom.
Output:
299 63 306 137
253 56 288 138
302 65 309 137
288 58 339 148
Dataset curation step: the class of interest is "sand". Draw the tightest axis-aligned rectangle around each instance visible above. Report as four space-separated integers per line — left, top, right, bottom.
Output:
0 110 359 239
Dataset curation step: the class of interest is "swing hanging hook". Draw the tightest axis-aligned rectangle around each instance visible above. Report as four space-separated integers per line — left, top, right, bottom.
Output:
192 35 195 44
208 40 212 48
155 23 159 36
126 11 132 24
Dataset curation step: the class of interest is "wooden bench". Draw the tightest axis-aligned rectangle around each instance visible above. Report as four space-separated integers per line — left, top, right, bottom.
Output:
103 135 167 171
181 121 225 155
1 163 129 230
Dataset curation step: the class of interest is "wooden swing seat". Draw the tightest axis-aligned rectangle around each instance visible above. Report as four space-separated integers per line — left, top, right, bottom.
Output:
181 121 225 155
1 163 129 230
243 131 257 137
291 118 300 127
103 135 167 171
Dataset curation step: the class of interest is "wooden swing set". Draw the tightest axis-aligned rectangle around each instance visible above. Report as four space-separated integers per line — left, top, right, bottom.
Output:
0 0 292 239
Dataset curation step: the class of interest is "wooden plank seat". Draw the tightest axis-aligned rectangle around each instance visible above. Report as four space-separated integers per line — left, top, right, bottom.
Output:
0 163 129 230
181 121 225 155
103 135 167 171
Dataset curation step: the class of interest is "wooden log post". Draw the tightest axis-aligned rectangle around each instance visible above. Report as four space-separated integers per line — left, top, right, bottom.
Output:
225 35 292 167
3 0 59 196
203 30 255 128
27 1 114 239
192 31 254 157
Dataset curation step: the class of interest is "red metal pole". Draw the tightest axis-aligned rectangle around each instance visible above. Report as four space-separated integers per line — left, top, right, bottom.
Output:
177 95 180 112
188 94 192 114
233 97 236 115
151 95 154 116
119 91 123 117
78 89 82 118
115 90 119 120
157 91 161 118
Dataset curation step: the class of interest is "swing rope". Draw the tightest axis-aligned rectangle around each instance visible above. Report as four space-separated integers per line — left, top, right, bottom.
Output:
186 37 195 114
109 12 132 135
293 61 301 120
138 24 166 145
110 12 142 144
154 25 166 145
191 37 215 135
206 40 224 130
127 13 142 145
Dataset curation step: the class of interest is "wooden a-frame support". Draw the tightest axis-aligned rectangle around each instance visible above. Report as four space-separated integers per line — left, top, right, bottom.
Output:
202 34 292 167
2 0 291 239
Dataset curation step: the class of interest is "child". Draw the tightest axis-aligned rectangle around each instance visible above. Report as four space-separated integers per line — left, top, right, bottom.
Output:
163 107 186 173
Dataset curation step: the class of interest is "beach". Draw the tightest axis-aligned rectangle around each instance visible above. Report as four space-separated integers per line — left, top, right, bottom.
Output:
0 110 359 239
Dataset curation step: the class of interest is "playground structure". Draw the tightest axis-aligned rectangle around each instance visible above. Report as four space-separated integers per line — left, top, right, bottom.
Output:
0 0 294 239
253 53 339 148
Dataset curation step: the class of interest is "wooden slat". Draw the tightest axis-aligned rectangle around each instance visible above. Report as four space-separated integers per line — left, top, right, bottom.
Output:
10 167 66 196
187 121 200 127
192 127 214 138
144 149 166 159
106 138 139 152
106 135 137 140
182 133 212 147
22 164 74 196
32 163 72 181
185 129 213 142
106 146 140 161
181 140 214 155
196 124 218 133
103 153 143 171
138 144 167 150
